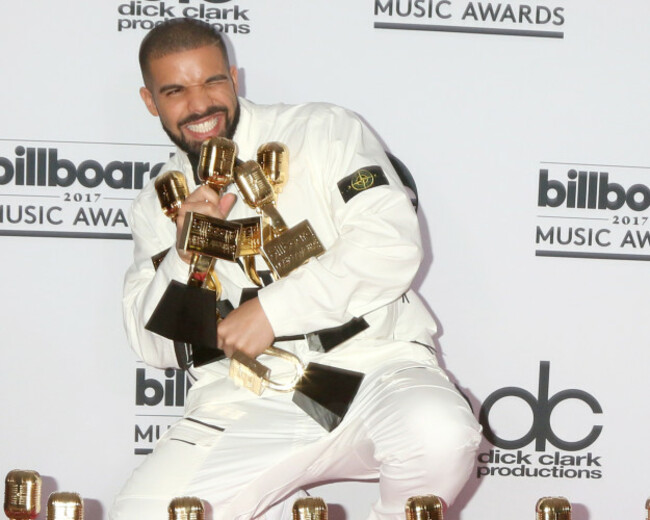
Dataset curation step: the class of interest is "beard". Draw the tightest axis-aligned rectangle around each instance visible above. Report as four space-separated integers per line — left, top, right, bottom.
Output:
161 102 241 162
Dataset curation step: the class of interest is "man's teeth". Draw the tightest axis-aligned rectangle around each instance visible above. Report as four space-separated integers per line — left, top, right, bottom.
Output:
187 117 218 133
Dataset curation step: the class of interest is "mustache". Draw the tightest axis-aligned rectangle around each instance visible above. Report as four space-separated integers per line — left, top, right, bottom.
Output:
178 106 227 127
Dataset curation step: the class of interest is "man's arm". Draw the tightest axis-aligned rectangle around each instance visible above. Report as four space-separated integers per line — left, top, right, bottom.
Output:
123 185 189 368
218 105 422 354
124 177 239 366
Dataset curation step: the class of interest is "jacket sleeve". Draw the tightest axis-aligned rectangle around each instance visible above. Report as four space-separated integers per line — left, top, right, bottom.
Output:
122 185 190 369
257 107 423 337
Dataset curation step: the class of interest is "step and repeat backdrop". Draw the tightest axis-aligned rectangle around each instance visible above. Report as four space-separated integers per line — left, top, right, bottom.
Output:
1 1 648 519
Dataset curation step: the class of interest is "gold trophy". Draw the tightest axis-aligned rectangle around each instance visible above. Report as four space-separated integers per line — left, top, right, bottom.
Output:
257 142 289 194
257 140 290 242
197 137 237 194
155 170 190 220
150 170 189 270
234 159 325 279
199 137 266 287
151 170 218 287
147 169 222 365
229 345 305 395
168 497 204 520
179 137 244 288
4 470 41 520
155 136 239 283
292 497 327 520
405 495 443 520
225 155 323 395
154 169 226 291
46 493 83 520
147 138 240 366
536 497 571 520
235 216 266 287
230 142 289 287
178 212 241 263
231 151 363 431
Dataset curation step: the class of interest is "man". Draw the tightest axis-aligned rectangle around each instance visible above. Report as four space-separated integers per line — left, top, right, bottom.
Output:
113 17 480 520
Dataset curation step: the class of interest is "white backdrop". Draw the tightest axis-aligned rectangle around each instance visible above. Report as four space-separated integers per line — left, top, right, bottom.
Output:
1 1 649 519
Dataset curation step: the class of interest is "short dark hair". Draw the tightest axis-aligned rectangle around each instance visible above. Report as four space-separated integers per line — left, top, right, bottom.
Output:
139 18 229 86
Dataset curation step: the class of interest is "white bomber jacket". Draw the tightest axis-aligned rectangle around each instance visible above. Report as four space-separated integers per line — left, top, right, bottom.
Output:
123 98 438 407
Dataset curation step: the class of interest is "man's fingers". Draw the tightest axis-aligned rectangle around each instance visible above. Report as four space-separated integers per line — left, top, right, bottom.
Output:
184 185 221 205
219 193 237 217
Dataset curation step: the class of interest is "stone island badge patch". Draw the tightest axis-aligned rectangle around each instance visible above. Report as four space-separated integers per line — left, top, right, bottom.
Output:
337 166 389 203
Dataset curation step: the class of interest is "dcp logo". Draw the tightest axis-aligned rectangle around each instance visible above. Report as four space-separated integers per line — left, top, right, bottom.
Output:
479 361 602 451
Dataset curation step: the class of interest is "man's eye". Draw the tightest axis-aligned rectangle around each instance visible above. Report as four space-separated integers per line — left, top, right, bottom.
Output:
166 88 182 97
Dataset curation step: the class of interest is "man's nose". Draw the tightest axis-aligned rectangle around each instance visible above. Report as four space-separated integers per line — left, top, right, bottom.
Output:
186 85 211 114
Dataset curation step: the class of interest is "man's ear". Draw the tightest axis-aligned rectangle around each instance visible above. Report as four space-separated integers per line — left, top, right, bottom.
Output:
230 66 239 94
140 87 159 117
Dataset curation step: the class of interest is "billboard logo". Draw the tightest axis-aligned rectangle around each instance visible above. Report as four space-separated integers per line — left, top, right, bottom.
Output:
136 367 192 407
539 170 650 212
535 162 650 261
133 366 192 455
0 140 171 240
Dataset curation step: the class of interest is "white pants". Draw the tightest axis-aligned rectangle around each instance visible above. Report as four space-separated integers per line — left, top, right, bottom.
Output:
110 360 481 520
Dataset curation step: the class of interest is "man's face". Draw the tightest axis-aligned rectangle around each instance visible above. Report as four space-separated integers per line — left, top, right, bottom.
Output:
140 44 240 156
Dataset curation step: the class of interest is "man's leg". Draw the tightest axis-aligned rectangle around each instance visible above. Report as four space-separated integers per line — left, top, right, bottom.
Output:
213 361 481 520
110 396 326 520
357 366 481 519
111 360 480 520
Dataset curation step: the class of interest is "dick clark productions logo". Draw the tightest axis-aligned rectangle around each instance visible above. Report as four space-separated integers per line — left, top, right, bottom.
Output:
480 361 602 451
476 362 603 480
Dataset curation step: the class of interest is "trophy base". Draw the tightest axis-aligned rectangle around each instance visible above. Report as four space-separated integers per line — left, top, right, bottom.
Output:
173 339 227 369
192 343 226 367
145 280 217 348
292 363 364 431
192 299 233 367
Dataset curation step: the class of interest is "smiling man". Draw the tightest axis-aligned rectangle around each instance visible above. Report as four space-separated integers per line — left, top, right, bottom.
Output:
113 17 481 520
139 38 240 156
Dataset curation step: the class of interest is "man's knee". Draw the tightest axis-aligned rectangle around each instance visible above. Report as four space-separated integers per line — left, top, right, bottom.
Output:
370 372 482 465
403 390 479 454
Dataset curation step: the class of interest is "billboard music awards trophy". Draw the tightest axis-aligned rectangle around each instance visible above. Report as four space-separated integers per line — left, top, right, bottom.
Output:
229 148 364 431
168 497 204 520
46 492 83 520
146 137 242 367
404 495 443 520
292 497 328 520
4 470 41 520
536 497 572 520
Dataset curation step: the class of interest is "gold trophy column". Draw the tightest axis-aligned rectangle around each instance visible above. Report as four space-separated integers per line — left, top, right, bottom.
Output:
536 497 571 520
4 470 41 520
197 137 237 195
181 137 243 294
234 159 324 279
405 495 443 520
154 170 220 291
292 497 327 520
47 492 83 520
155 170 226 298
168 496 204 520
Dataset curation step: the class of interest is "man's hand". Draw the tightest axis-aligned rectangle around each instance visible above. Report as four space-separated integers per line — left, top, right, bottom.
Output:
175 185 237 263
217 298 275 359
